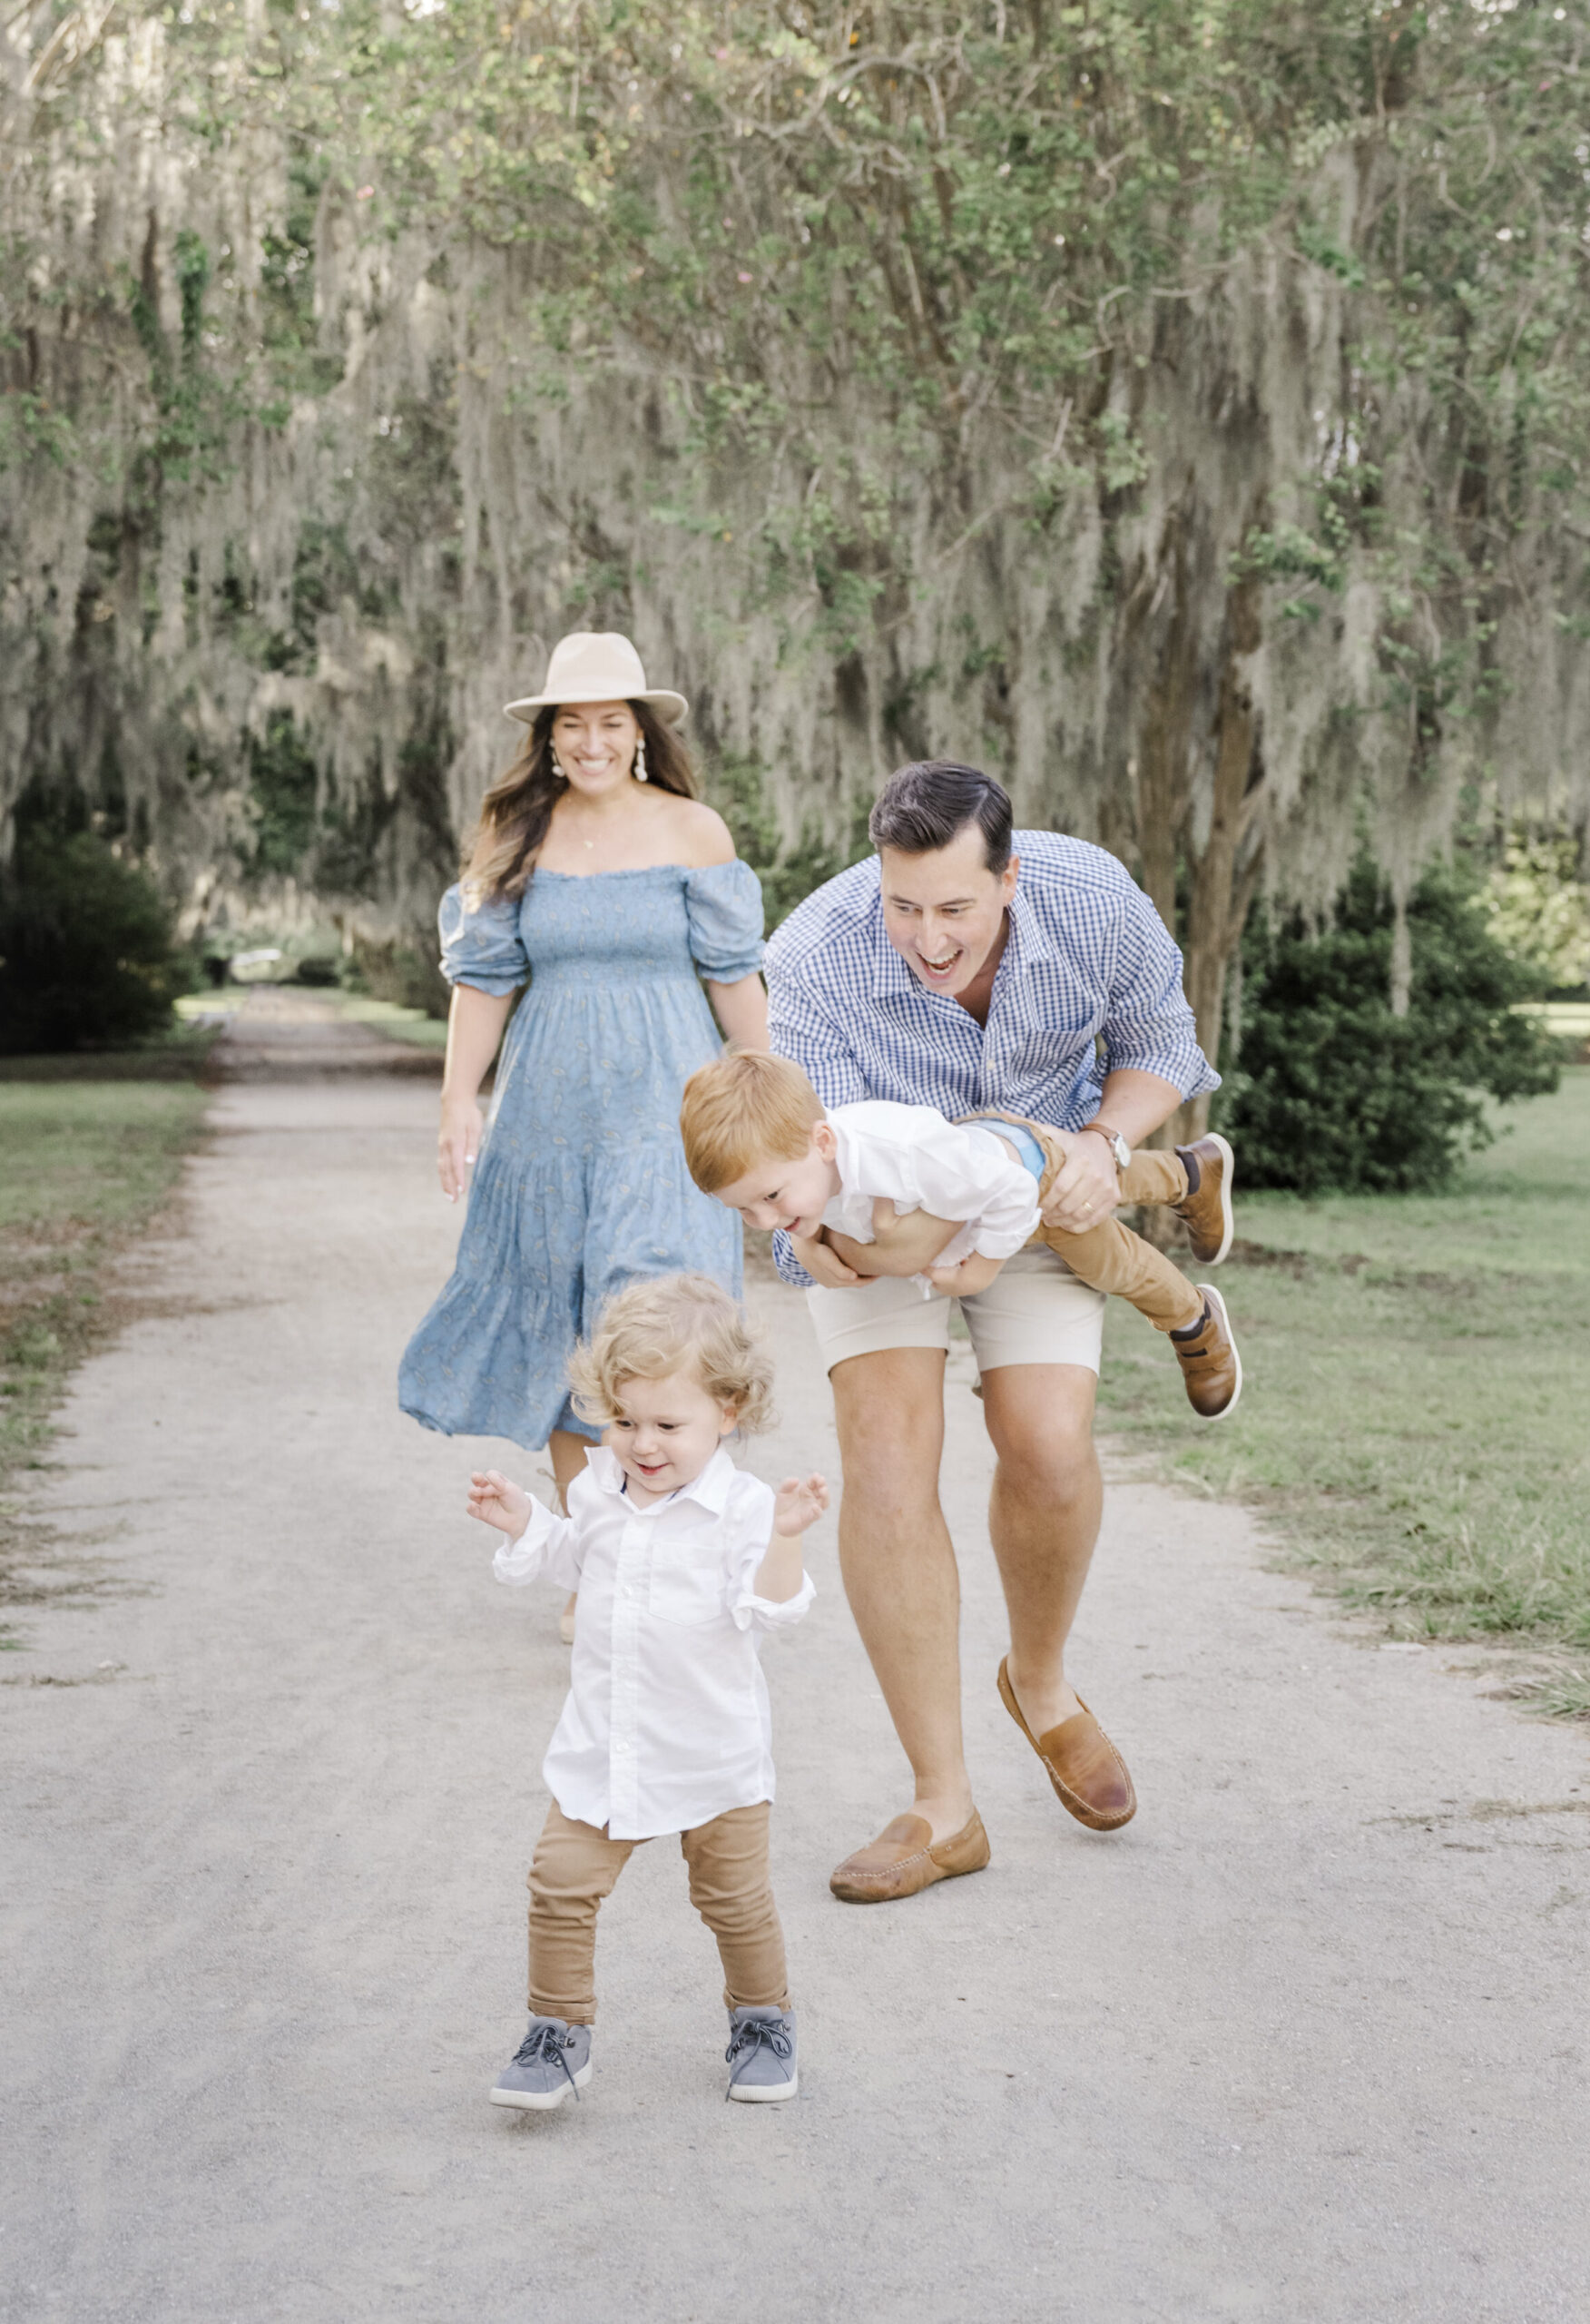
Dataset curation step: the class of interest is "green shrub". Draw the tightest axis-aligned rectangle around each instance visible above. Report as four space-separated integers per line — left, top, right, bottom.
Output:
348 931 450 1017
1222 855 1561 1193
0 824 187 1054
293 954 342 987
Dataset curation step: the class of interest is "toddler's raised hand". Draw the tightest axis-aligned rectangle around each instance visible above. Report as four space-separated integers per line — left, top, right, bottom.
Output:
466 1468 534 1540
773 1472 829 1537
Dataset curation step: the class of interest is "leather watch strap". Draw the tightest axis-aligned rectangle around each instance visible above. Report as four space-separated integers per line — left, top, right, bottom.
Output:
1081 1120 1131 1172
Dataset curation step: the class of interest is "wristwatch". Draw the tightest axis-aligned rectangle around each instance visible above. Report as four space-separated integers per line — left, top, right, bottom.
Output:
1081 1119 1132 1174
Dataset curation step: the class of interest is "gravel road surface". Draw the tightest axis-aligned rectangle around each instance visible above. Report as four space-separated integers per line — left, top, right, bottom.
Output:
4 1053 1586 2321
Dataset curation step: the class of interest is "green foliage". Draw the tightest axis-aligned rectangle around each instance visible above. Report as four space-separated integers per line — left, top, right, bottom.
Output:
7 0 1590 969
0 390 75 471
347 932 450 1019
245 713 319 878
705 753 872 932
1222 855 1561 1195
0 822 186 1055
23 0 1585 657
1484 825 1590 995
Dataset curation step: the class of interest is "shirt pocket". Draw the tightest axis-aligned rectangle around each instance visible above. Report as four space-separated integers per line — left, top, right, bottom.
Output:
648 1540 731 1627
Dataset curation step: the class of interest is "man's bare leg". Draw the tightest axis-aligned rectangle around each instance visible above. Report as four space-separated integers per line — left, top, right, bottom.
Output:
830 1345 977 1844
977 1364 1103 1739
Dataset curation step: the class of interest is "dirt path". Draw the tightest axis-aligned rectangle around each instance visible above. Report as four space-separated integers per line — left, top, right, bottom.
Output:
3 1061 1586 2323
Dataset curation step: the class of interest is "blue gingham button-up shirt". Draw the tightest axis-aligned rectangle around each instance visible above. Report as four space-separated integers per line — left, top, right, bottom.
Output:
763 831 1218 1285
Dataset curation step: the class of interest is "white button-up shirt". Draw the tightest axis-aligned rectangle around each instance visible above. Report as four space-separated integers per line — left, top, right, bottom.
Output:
823 1099 1042 1272
493 1445 814 1841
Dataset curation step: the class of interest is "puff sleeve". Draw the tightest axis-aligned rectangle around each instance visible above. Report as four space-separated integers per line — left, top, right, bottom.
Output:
437 882 529 996
683 861 766 981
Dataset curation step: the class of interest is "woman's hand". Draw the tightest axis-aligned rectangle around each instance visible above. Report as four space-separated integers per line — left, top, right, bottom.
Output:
773 1472 830 1537
466 1468 533 1540
438 1097 484 1203
437 984 515 1199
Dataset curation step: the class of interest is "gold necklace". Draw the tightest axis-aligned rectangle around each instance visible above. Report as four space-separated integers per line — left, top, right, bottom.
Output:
566 795 635 852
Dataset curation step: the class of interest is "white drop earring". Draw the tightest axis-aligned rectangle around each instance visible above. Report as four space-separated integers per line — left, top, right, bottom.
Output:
633 734 649 783
550 747 567 783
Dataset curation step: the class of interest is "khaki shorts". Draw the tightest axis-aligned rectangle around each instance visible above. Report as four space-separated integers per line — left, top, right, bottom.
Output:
805 1244 1106 1376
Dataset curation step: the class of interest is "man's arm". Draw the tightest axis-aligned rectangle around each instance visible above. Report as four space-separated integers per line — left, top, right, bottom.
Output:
1037 1067 1185 1233
766 964 871 1288
1041 881 1216 1233
1097 883 1218 1101
766 967 869 1109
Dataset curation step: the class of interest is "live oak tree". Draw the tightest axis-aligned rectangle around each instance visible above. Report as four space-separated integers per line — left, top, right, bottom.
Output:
4 0 1587 1112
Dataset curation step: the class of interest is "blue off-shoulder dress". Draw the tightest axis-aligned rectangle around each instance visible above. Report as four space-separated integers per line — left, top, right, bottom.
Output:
398 861 765 1449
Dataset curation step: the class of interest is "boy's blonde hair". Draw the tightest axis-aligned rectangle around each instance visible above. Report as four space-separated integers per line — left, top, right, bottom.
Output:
566 1272 775 1433
679 1051 826 1195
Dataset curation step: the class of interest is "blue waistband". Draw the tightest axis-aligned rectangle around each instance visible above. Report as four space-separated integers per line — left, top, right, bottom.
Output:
962 1117 1046 1182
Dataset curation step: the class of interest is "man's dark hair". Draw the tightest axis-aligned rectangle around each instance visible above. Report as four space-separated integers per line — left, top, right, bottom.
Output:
869 760 1014 875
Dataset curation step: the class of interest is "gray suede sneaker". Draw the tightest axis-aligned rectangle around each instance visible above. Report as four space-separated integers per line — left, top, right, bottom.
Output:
724 2006 799 2103
489 2016 593 2111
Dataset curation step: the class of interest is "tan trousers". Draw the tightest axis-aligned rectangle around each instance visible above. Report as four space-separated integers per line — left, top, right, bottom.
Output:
968 1113 1204 1334
527 1800 789 2025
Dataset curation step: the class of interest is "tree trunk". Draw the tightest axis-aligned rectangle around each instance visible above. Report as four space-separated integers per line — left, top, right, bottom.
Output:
1131 516 1194 935
1173 573 1264 1142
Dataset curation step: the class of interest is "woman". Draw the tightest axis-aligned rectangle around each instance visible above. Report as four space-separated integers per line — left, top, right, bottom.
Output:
399 631 769 1588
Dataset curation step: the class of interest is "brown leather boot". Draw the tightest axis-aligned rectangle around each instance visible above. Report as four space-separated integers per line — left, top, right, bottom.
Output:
1173 1132 1235 1265
829 1808 990 1904
996 1660 1136 1830
1170 1284 1242 1419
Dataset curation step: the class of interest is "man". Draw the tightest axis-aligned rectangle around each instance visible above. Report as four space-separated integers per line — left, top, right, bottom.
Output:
764 759 1234 1902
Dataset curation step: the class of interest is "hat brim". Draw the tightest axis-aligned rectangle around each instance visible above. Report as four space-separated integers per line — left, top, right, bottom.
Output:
504 687 689 727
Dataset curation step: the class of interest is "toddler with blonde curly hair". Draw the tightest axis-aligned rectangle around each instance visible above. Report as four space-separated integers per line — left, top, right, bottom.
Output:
466 1273 827 2111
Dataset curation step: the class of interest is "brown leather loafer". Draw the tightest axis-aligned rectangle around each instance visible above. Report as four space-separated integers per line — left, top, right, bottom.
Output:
1170 1283 1242 1419
996 1659 1136 1831
1173 1133 1235 1265
829 1808 990 1904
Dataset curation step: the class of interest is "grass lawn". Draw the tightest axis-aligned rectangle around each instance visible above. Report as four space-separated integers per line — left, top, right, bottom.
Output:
0 1081 210 1630
1098 1066 1590 1715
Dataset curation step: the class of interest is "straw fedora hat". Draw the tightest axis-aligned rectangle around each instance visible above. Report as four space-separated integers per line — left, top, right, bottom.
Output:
504 632 688 726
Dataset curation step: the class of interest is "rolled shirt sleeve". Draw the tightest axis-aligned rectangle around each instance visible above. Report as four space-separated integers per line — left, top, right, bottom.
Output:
684 861 767 981
721 1472 816 1632
1101 885 1220 1100
731 1571 817 1632
767 967 870 1286
492 1495 586 1593
438 881 530 997
767 965 869 1111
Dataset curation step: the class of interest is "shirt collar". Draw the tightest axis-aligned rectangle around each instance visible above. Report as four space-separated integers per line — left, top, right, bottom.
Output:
585 1441 737 1515
1005 880 1055 971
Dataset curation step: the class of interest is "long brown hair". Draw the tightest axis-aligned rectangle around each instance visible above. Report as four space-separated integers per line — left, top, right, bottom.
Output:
463 700 698 901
